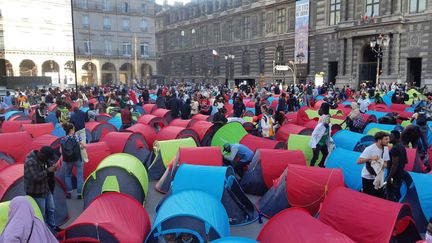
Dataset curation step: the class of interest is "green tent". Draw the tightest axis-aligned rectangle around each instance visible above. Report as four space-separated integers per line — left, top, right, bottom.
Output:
287 134 320 166
401 120 412 128
405 89 426 105
148 137 197 180
367 127 391 136
305 109 344 119
82 153 149 208
0 196 43 234
243 116 254 123
211 122 248 149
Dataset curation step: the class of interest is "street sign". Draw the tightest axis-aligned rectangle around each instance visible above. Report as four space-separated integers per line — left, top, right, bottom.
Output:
275 65 289 71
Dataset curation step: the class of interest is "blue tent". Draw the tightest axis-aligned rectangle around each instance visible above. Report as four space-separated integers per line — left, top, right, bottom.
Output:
150 94 157 101
134 105 145 115
169 164 258 226
146 190 230 243
245 107 255 115
365 110 388 120
363 123 403 134
342 101 352 106
383 91 394 107
400 172 432 233
332 130 374 152
45 111 58 125
325 147 363 191
51 124 66 137
4 111 23 121
80 107 89 112
108 116 122 130
211 237 258 243
315 95 324 101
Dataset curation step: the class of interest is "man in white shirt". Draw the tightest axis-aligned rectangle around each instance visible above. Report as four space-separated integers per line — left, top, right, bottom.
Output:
357 131 390 198
358 93 371 113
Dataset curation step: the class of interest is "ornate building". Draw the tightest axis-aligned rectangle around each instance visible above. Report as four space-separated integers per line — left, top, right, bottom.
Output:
156 0 432 88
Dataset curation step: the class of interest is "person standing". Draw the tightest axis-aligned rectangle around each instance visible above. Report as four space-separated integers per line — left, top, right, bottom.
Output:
277 93 287 112
358 92 371 113
35 103 47 124
260 105 275 139
61 123 84 200
24 146 59 231
386 130 408 202
120 104 134 130
309 110 331 167
357 132 390 198
233 97 246 118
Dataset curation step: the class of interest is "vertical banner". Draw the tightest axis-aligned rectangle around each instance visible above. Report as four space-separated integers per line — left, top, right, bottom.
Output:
295 0 309 64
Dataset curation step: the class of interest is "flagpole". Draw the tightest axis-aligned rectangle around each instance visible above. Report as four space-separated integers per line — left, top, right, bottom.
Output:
70 0 78 91
134 34 138 84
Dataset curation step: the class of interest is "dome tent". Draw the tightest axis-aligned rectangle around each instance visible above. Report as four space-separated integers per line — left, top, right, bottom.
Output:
325 147 363 191
166 164 258 226
126 123 157 148
256 208 354 243
156 147 223 193
85 121 117 142
240 149 306 195
138 114 168 131
58 192 151 243
147 137 197 180
152 108 173 123
258 164 344 218
332 130 375 152
82 153 149 208
188 120 218 146
0 196 44 233
21 123 54 138
146 190 230 243
0 164 69 225
100 132 151 165
0 132 33 163
83 142 112 180
155 126 200 144
1 120 31 133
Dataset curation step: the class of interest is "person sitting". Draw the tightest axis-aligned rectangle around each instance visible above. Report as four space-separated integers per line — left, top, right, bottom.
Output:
213 107 228 127
0 196 58 242
223 143 254 177
120 104 134 130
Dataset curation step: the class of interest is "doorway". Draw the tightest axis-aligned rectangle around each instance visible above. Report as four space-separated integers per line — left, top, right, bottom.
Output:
407 58 422 87
358 44 379 86
328 62 338 84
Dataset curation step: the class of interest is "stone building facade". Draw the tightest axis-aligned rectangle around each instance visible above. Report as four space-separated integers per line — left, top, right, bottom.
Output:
156 0 432 88
73 0 157 85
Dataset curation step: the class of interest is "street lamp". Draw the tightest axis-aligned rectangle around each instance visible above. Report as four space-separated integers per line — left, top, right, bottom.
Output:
288 60 297 85
370 34 390 87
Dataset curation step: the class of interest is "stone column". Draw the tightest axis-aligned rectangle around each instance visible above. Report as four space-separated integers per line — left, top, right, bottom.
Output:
391 33 400 77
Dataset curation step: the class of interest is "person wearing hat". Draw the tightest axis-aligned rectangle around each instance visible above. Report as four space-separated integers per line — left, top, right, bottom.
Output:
24 146 59 231
386 130 408 202
223 143 254 177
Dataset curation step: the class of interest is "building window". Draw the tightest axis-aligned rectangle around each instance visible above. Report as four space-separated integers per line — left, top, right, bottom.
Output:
84 40 92 54
102 0 110 11
242 50 250 75
213 55 220 76
81 0 88 8
260 12 265 35
141 3 146 13
275 46 284 65
122 42 132 56
213 23 220 43
259 48 265 73
123 2 129 13
104 40 112 55
228 22 234 42
266 13 274 33
191 28 196 46
122 18 130 31
330 0 341 25
366 0 380 17
103 16 111 30
276 8 286 34
140 43 149 57
82 15 89 28
141 19 148 32
410 0 426 13
243 16 250 39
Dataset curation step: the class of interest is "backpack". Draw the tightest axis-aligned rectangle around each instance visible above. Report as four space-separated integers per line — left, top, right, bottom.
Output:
61 136 81 162
58 107 70 123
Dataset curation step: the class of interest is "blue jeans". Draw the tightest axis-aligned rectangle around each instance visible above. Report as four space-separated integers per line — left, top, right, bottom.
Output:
62 160 84 195
33 192 56 227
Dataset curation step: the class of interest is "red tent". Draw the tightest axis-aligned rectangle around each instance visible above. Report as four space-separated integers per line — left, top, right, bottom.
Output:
258 164 344 217
239 134 285 152
169 119 193 128
85 121 117 142
314 100 324 109
191 114 211 122
126 123 157 148
295 108 318 129
1 120 32 133
0 164 25 200
156 147 223 193
138 114 167 129
57 192 151 243
95 113 111 123
152 108 173 123
257 208 355 243
155 126 200 144
30 134 62 153
48 104 57 112
0 132 32 163
22 123 54 138
0 159 8 171
319 187 421 243
188 120 216 146
83 142 111 179
390 103 410 112
406 148 425 172
143 104 157 114
241 149 307 195
246 101 255 108
284 112 298 124
100 132 150 164
275 123 313 142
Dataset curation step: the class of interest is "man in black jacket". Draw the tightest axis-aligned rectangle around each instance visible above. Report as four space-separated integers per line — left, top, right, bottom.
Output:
24 146 59 230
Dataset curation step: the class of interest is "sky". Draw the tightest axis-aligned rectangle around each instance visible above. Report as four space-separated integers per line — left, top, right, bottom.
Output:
155 0 191 6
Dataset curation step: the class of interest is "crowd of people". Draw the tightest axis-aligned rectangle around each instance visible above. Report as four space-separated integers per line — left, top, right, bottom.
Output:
1 79 432 241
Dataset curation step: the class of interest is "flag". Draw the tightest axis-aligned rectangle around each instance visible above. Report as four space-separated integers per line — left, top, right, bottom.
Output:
212 49 219 56
371 12 376 23
363 12 368 22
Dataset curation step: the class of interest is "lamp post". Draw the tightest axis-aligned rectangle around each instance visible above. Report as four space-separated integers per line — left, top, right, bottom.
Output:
224 54 235 83
289 60 297 85
370 34 390 87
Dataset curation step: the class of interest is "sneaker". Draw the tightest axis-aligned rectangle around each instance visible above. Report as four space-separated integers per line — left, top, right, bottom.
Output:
66 193 71 199
77 194 82 200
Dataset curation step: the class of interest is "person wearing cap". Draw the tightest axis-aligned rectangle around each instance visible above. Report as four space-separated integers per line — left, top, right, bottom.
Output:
24 146 59 231
223 143 254 177
387 130 408 202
